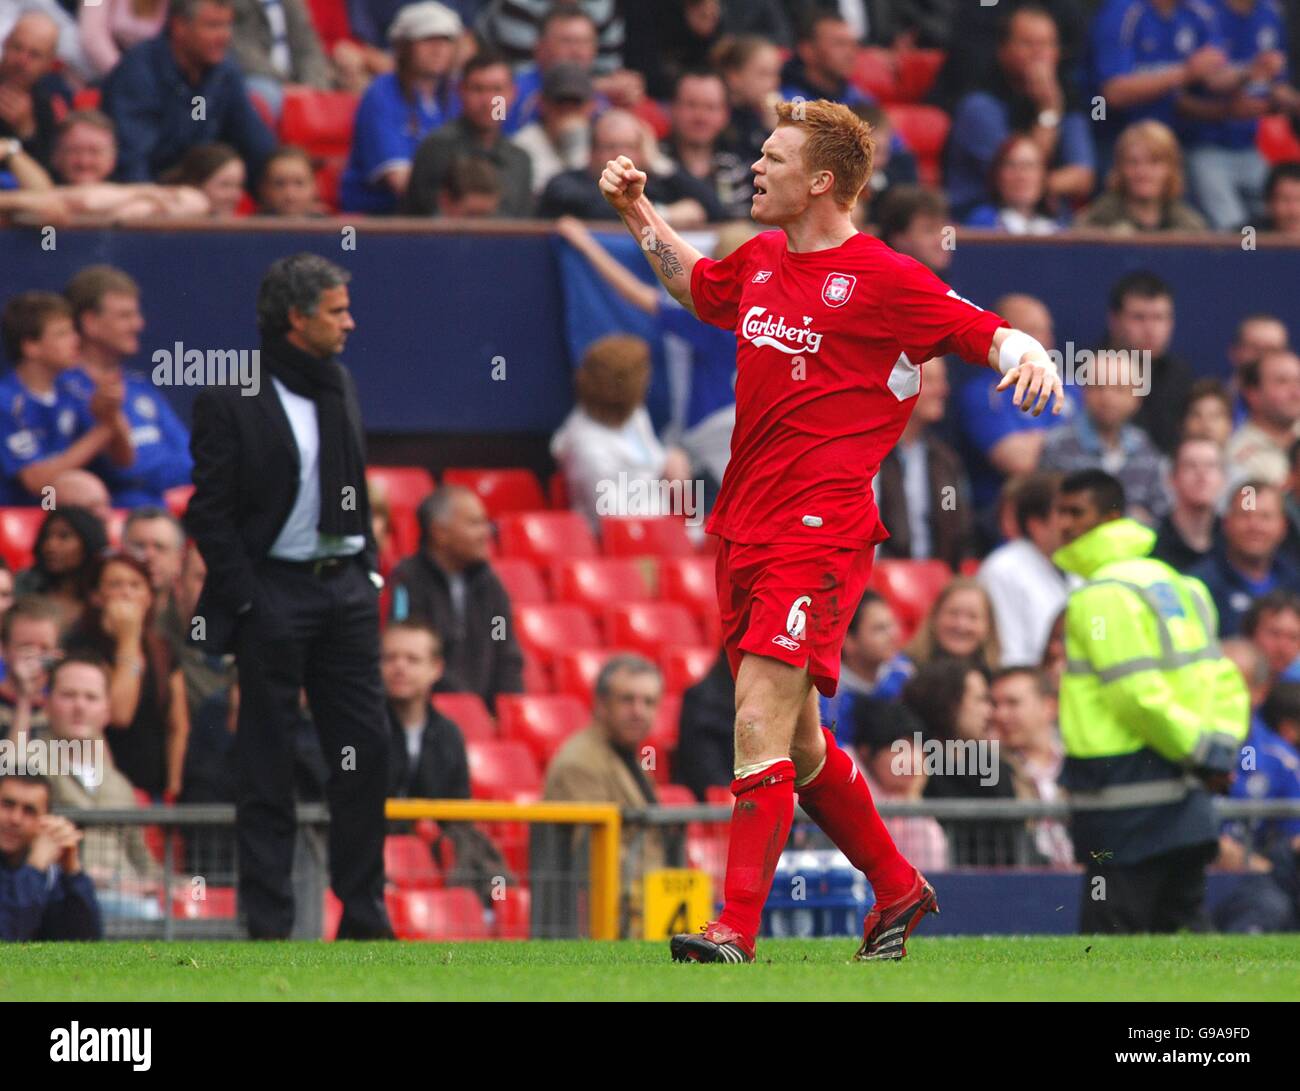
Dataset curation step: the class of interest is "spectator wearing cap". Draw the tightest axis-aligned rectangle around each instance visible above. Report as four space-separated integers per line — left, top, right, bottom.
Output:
661 69 751 220
61 265 193 509
1191 481 1300 637
387 485 524 713
405 50 533 216
228 0 332 121
101 0 276 183
978 472 1072 667
339 0 463 213
539 107 725 224
946 4 1094 220
1227 350 1300 488
1153 437 1226 573
511 61 596 195
1264 161 1300 235
0 773 102 941
850 699 949 873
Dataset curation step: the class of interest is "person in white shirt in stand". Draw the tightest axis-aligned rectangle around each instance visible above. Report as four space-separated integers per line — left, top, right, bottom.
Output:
977 470 1070 666
551 332 691 532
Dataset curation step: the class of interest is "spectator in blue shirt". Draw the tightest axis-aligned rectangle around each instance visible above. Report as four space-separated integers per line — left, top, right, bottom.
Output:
964 133 1074 233
62 267 192 510
1233 678 1300 846
339 1 463 213
0 773 102 941
1089 0 1235 157
101 0 276 183
0 293 133 508
947 4 1096 219
1192 480 1300 636
780 11 873 108
957 294 1078 509
1180 0 1292 228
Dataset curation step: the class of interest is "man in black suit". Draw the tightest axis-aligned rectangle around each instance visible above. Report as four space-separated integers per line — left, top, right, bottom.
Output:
186 252 392 940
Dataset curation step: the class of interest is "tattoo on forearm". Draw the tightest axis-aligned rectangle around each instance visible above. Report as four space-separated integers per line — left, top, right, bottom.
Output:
649 240 684 279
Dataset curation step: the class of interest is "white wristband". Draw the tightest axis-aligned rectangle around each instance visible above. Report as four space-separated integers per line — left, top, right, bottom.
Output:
997 330 1048 375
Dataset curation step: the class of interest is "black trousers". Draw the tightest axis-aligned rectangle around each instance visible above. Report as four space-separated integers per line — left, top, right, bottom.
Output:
234 556 391 939
1080 842 1218 935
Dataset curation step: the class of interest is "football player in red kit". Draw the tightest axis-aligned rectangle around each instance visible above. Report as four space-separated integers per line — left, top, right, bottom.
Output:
598 99 1065 964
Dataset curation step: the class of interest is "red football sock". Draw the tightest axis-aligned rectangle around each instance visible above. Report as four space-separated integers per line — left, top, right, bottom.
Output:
715 759 796 943
798 727 915 905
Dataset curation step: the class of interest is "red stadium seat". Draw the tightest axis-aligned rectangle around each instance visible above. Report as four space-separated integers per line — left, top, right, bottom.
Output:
512 603 600 664
384 835 442 889
552 556 654 613
492 885 531 939
601 516 694 559
72 87 102 111
431 692 496 740
605 602 702 660
465 739 542 799
1258 114 1300 164
314 156 345 213
659 555 714 613
163 484 194 519
0 508 44 570
366 465 435 511
657 784 696 806
884 104 950 187
105 508 127 548
442 468 545 518
896 49 946 102
279 88 361 159
869 558 953 638
547 470 569 509
386 888 488 940
492 557 548 605
851 46 898 102
170 885 237 919
552 647 630 701
660 645 717 693
522 651 551 694
498 511 597 564
496 693 589 764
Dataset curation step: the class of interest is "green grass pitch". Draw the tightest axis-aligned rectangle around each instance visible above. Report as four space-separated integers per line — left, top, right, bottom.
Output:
2 935 1299 1001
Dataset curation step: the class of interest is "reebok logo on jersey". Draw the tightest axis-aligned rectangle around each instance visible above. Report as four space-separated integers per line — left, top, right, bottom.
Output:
741 307 824 354
771 634 801 651
752 270 772 283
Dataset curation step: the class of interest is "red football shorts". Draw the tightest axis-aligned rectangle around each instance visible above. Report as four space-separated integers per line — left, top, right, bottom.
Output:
715 538 877 698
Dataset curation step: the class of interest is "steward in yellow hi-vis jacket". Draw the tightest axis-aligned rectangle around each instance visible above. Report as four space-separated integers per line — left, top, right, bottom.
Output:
1051 470 1249 934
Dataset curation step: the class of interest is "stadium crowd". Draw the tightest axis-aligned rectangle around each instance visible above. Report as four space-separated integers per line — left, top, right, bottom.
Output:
2 0 1300 939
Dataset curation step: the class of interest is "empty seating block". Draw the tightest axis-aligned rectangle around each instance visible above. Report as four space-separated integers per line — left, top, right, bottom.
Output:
465 739 542 799
279 88 361 159
384 835 442 889
601 516 694 558
492 558 549 605
883 104 950 187
0 508 44 570
513 603 601 664
386 888 488 940
660 645 718 693
442 468 545 518
431 692 496 741
605 602 702 660
366 465 436 511
498 511 597 564
496 694 589 765
552 556 654 613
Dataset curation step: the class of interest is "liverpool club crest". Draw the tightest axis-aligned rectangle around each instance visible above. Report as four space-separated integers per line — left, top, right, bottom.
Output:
821 272 856 308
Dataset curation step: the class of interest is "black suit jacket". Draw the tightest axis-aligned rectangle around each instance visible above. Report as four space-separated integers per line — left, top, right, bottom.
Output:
185 360 378 653
386 704 470 800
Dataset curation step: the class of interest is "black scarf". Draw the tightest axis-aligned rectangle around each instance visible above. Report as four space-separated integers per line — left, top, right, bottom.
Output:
263 334 368 538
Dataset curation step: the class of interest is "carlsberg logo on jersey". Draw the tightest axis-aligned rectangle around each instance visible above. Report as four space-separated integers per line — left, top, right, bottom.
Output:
741 307 824 355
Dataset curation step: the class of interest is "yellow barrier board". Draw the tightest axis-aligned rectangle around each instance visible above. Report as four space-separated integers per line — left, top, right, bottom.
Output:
642 868 712 940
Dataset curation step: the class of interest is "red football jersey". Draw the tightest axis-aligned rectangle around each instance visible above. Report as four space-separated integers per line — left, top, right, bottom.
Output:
690 230 1008 548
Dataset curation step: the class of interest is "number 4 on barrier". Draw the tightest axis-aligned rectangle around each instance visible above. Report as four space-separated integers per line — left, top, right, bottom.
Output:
642 869 713 941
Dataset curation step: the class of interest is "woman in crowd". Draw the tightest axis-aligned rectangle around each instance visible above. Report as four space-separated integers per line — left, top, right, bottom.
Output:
964 134 1068 235
713 34 782 165
1076 120 1208 233
903 577 1002 672
15 507 108 630
160 143 248 217
902 659 1041 866
64 551 189 802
